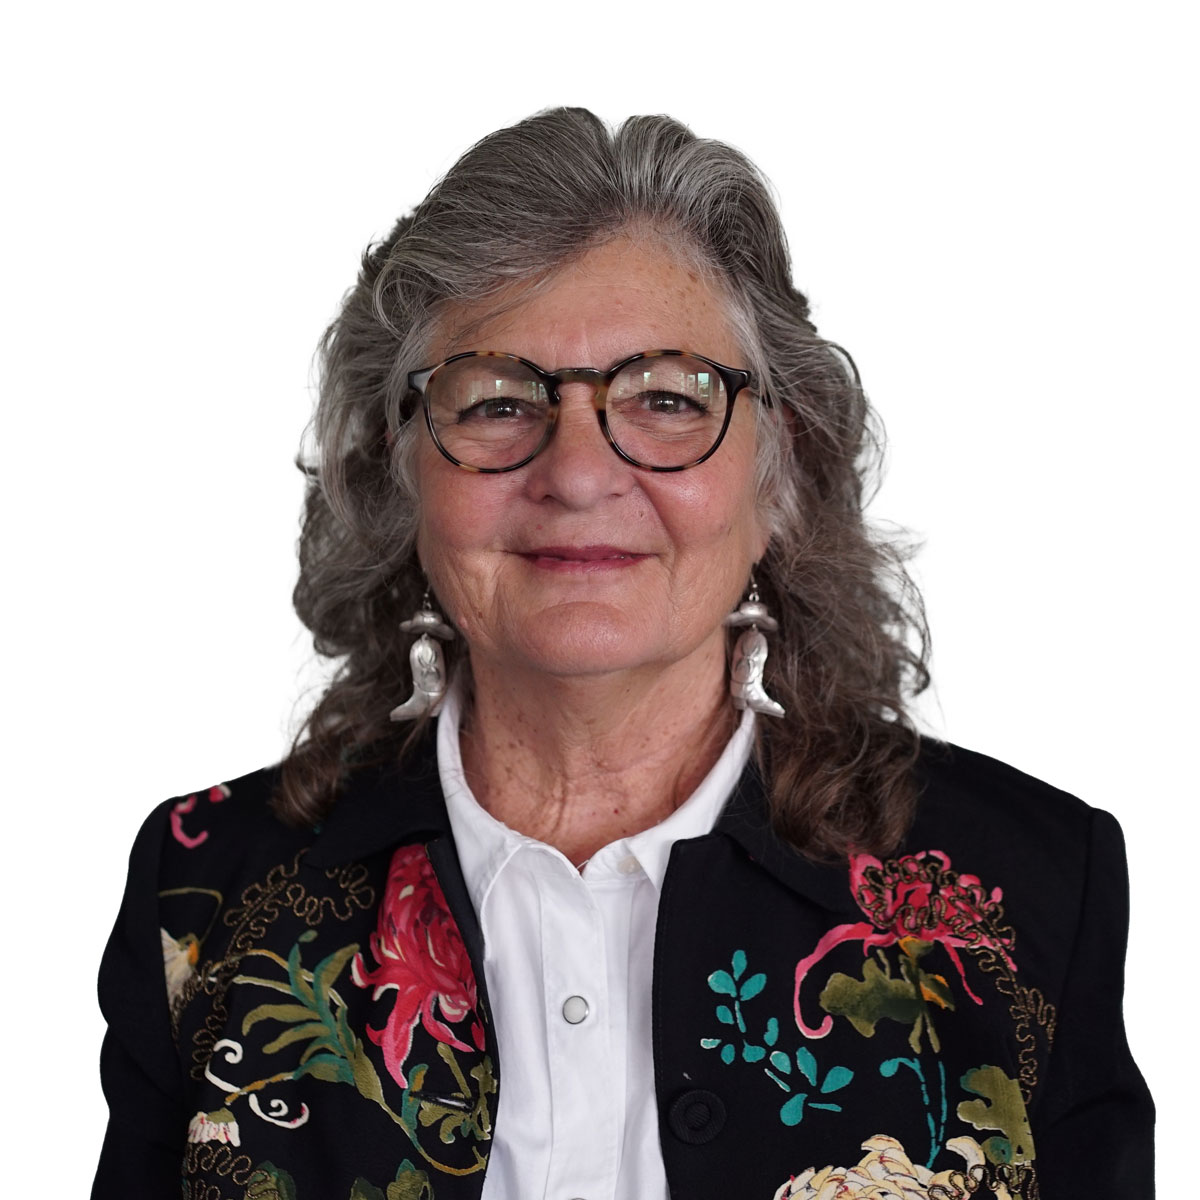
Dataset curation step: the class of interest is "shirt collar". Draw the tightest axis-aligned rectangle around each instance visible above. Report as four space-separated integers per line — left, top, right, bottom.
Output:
438 677 756 914
304 692 864 920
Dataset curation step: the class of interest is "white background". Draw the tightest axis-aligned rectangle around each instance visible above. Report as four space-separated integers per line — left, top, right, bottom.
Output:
4 1 1193 1187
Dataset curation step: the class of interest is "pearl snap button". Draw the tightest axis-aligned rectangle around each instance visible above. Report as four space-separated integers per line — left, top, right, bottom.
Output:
561 995 590 1024
618 855 640 875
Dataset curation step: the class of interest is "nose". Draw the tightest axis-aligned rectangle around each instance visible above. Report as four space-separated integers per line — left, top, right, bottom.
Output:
521 381 634 508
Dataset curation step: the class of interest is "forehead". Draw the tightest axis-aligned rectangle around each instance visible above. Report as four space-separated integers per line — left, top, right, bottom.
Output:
435 233 744 369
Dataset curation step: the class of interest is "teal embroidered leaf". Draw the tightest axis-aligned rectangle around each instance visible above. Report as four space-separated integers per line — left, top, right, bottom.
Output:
764 1017 779 1047
738 973 766 1001
700 1038 721 1049
769 1049 791 1074
780 1093 807 1125
715 1005 734 1025
708 970 738 996
795 1046 818 1086
809 1102 842 1112
743 1044 766 1063
720 1043 736 1065
821 1065 854 1094
731 949 747 980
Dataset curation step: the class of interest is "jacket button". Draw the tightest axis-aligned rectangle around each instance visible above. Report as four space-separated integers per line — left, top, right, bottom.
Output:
667 1089 726 1144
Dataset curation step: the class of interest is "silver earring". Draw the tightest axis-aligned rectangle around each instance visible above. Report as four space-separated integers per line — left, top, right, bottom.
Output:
724 573 785 719
389 588 455 721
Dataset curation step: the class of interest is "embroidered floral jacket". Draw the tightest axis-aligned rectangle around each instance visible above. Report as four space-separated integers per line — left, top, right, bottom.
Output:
91 737 1153 1200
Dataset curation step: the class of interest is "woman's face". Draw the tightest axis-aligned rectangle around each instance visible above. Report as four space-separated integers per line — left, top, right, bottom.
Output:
415 233 770 688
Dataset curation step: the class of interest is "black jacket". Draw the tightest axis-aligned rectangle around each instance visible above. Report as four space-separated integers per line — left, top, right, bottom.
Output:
92 737 1153 1199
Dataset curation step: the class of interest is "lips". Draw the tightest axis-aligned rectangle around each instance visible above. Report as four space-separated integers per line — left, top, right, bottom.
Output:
522 545 643 561
517 545 650 570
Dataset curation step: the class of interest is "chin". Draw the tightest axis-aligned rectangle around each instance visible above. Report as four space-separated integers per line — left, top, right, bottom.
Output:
505 603 664 678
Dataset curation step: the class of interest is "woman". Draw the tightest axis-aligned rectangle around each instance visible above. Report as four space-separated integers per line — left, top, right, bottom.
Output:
92 109 1152 1199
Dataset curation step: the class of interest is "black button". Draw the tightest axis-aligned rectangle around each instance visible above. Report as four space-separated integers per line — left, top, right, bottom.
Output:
668 1089 726 1144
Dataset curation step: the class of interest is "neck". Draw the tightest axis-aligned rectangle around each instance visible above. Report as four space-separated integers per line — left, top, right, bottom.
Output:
458 646 736 867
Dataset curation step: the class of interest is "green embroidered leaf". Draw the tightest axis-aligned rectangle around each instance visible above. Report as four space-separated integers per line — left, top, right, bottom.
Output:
720 1043 736 1065
769 1050 791 1074
400 1064 429 1130
243 1003 317 1035
779 1093 807 1126
700 1038 721 1049
742 1044 766 1063
764 1017 779 1047
708 970 738 996
298 929 318 944
350 1179 386 1200
731 949 747 979
296 1052 354 1085
820 1065 854 1094
245 1161 299 1200
795 1046 818 1086
232 975 299 997
387 1159 434 1200
958 1065 1036 1164
298 1037 340 1064
314 943 359 1003
263 1021 330 1056
819 954 939 1051
715 1004 734 1025
738 972 766 1001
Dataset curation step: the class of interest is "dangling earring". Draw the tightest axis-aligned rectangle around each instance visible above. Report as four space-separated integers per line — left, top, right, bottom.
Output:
389 588 455 721
724 573 785 719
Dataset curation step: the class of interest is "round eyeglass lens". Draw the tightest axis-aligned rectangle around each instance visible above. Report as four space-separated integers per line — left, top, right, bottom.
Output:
606 354 729 468
427 356 551 469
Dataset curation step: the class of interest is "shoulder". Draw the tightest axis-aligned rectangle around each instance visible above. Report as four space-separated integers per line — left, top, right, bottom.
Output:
914 739 1094 833
906 738 1128 965
150 762 308 884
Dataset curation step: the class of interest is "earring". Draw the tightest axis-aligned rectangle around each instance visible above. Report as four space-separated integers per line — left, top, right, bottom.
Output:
724 573 785 719
389 589 455 721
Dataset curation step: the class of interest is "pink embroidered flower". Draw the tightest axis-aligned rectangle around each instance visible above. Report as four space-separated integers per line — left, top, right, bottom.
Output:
170 784 230 848
794 850 1016 1038
352 844 485 1088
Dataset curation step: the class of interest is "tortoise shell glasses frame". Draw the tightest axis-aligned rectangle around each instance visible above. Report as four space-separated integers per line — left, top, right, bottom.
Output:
406 348 768 474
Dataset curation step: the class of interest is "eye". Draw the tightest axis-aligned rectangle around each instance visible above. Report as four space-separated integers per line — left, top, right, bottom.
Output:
637 390 709 415
456 395 532 422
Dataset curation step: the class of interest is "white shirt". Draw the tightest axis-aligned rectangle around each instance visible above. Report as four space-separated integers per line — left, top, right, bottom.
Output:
438 683 755 1200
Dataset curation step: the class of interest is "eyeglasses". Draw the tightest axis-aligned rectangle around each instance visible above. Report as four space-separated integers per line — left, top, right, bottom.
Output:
406 349 763 473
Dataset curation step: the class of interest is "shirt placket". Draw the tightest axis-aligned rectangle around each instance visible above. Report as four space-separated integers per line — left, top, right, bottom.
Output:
537 860 619 1200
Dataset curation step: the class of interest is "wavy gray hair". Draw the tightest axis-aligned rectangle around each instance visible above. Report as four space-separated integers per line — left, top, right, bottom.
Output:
284 107 930 859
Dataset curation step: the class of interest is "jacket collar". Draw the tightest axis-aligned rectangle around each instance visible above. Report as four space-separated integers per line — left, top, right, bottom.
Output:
712 759 863 918
305 733 861 918
303 731 450 869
